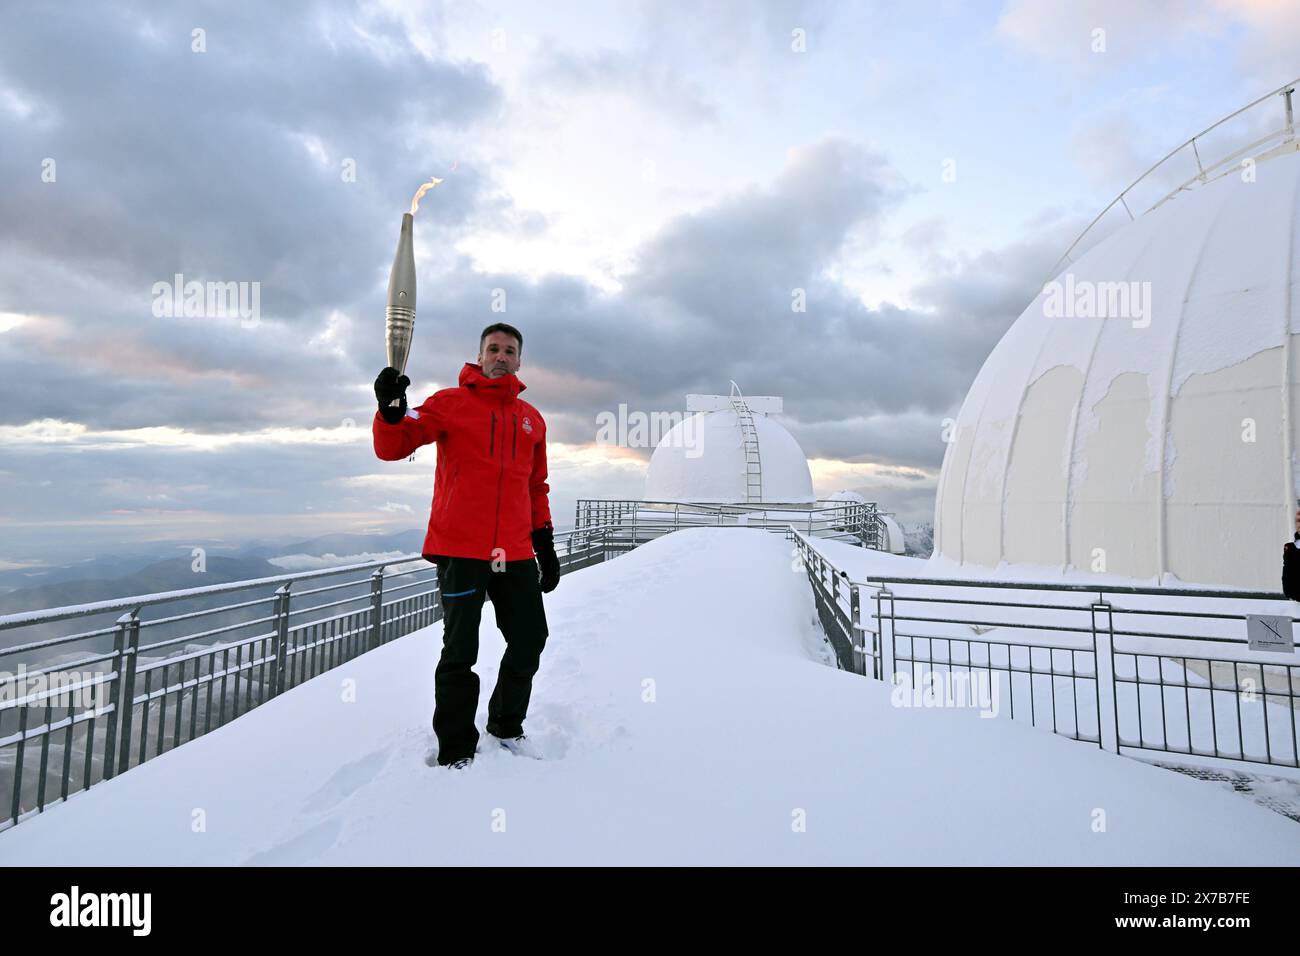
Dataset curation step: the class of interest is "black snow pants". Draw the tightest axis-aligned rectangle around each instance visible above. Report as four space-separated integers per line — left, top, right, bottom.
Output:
430 555 549 765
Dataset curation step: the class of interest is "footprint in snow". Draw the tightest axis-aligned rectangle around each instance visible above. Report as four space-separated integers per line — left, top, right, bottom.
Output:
298 747 391 814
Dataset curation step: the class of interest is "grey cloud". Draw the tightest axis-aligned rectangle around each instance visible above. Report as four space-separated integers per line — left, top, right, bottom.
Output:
0 0 499 324
527 41 719 124
0 3 1073 563
430 138 1060 470
635 0 837 67
625 138 907 309
2 116 1058 470
0 0 518 437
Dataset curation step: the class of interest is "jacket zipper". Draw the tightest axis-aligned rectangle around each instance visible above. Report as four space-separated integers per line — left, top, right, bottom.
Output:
491 398 508 553
512 415 517 459
489 412 495 456
444 464 459 512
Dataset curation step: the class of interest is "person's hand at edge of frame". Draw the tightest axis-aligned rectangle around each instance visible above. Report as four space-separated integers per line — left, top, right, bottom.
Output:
533 525 560 594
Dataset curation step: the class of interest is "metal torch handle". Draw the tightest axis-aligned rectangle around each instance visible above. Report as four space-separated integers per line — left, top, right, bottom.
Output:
385 304 416 406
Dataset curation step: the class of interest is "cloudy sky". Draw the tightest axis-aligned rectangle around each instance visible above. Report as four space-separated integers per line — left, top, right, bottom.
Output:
1 0 1296 566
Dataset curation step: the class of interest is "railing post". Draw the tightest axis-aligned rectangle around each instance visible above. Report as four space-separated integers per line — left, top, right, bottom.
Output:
1190 135 1205 178
272 584 291 697
100 612 130 781
369 569 384 652
851 584 867 678
115 609 141 776
878 588 895 683
1091 599 1119 753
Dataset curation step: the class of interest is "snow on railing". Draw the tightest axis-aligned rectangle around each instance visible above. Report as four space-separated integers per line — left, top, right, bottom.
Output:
790 528 1300 791
574 498 888 549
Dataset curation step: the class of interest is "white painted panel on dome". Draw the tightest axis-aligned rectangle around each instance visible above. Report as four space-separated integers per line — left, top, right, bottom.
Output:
935 424 973 560
1173 288 1281 396
1179 161 1292 304
960 416 1010 567
1170 163 1295 394
1068 372 1159 578
1166 350 1286 589
1003 365 1080 566
644 413 740 502
1066 171 1231 437
1166 502 1277 589
969 297 1054 425
644 408 812 503
1028 207 1165 386
1291 334 1300 501
750 414 814 501
1069 215 1196 486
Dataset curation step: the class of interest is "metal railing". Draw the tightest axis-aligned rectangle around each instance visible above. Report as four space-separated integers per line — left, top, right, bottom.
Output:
1049 77 1300 280
791 528 1300 777
575 497 888 549
0 527 617 834
27 512 1286 835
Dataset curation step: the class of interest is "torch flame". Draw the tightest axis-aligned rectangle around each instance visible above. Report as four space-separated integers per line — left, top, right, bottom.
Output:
408 176 444 216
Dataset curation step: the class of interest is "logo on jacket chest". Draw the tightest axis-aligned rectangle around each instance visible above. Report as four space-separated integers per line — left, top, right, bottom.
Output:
522 416 533 434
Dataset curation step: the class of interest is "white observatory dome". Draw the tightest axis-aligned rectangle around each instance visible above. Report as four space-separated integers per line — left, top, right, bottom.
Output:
935 141 1300 589
827 490 867 503
644 409 815 504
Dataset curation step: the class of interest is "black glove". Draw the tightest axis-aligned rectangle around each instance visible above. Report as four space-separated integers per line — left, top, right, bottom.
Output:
374 367 410 424
532 526 560 594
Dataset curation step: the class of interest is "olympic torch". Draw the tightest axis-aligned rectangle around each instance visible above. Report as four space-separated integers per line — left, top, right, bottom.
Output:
382 176 443 406
384 212 417 386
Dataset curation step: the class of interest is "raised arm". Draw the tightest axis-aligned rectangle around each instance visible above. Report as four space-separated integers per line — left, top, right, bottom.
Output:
372 367 443 461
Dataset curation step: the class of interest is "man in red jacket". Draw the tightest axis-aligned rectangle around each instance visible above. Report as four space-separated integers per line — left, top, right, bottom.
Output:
373 322 561 769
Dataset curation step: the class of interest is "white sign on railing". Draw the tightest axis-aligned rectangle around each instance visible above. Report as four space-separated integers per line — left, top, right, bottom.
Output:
1245 615 1294 653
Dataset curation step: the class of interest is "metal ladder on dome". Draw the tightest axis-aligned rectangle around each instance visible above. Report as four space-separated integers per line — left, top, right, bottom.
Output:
729 381 763 504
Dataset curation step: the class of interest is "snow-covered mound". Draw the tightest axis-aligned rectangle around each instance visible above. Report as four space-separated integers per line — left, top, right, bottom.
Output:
1 529 1296 865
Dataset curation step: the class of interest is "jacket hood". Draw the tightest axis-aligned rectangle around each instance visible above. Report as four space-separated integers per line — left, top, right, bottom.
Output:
458 362 527 398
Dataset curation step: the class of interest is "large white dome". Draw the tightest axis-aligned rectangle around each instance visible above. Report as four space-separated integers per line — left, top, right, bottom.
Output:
644 409 815 504
935 145 1300 589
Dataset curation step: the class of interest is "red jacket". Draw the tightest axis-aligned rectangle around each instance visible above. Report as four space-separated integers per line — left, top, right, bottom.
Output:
372 362 552 561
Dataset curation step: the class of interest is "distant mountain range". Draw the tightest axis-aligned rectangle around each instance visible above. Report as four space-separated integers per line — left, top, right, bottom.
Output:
0 517 930 619
901 522 934 558
0 529 428 616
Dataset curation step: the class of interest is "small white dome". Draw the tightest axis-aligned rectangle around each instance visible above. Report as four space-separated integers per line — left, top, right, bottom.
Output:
879 514 906 554
644 409 815 503
828 490 867 503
